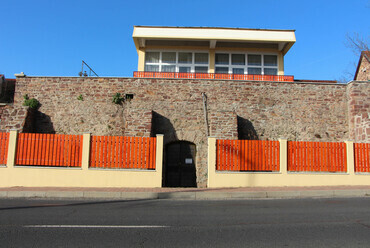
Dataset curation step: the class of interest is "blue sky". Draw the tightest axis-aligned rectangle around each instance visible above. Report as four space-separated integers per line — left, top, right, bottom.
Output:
0 0 369 81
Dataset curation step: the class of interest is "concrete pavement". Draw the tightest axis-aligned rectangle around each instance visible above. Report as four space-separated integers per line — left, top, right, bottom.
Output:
0 185 370 200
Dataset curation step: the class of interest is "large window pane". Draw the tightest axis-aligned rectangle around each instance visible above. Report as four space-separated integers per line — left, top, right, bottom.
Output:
195 53 208 64
195 66 208 73
145 52 160 63
215 54 229 65
215 67 229 73
232 54 245 65
264 55 277 66
179 67 191 73
264 68 278 75
162 65 176 72
248 55 261 66
233 68 244 74
178 53 192 64
248 67 262 75
145 65 159 72
162 52 176 63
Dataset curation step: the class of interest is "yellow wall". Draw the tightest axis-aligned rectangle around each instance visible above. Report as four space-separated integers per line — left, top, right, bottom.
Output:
208 138 370 188
0 131 164 188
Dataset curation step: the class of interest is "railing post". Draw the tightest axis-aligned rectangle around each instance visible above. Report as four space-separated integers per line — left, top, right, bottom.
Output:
6 130 18 169
81 133 91 170
155 134 164 187
345 141 355 175
207 137 217 188
279 138 288 175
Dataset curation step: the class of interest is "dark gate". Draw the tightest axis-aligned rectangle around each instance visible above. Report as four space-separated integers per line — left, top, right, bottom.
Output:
165 141 196 187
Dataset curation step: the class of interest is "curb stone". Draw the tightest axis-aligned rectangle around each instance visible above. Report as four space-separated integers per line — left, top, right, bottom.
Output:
1 189 369 200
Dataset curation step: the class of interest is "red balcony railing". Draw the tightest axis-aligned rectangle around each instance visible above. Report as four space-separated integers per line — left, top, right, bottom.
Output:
133 71 294 82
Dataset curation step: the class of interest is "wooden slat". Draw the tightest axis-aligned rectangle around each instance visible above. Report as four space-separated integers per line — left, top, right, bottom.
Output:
71 135 77 167
276 141 280 171
151 137 156 169
15 133 23 165
137 137 141 169
221 140 226 171
241 140 245 171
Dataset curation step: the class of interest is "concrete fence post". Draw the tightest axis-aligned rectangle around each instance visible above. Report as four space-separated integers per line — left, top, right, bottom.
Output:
345 141 355 175
81 133 91 170
155 134 164 187
207 137 217 188
278 138 288 175
6 130 18 169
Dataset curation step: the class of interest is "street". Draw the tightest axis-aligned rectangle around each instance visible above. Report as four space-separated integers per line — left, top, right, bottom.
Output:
0 197 369 247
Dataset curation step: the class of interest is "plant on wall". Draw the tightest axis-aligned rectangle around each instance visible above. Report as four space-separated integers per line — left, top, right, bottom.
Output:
23 94 40 109
112 93 124 104
77 94 84 101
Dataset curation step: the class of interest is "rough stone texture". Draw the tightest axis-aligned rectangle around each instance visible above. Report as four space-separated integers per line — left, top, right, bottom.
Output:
0 104 30 132
354 51 370 81
347 82 370 143
2 76 369 187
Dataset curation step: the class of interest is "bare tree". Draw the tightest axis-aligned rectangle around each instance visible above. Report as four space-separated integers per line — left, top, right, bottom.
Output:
337 33 370 83
345 32 369 56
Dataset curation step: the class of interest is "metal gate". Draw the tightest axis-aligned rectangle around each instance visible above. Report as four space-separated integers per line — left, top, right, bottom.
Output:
165 141 196 187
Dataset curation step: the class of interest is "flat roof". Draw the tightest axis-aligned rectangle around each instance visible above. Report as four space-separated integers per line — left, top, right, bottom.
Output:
133 26 296 55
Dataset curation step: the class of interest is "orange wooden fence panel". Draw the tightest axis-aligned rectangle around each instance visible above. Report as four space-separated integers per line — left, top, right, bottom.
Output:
89 136 156 169
15 133 82 167
354 143 370 173
0 132 9 165
216 139 280 171
288 141 346 172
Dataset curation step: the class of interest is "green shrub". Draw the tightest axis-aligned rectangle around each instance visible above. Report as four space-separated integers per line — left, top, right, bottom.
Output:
23 94 40 109
112 93 124 104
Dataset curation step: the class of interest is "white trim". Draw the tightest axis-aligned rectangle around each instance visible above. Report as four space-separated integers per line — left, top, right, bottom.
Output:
133 26 296 43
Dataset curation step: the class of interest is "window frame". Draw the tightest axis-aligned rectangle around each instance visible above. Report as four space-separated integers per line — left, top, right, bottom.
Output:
144 50 210 73
215 52 279 75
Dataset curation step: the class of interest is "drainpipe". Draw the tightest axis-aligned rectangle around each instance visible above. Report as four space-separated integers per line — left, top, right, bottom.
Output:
201 92 210 136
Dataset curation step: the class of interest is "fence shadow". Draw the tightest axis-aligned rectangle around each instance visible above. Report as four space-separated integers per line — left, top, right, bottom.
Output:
150 111 178 186
32 111 55 133
237 116 258 140
150 111 177 144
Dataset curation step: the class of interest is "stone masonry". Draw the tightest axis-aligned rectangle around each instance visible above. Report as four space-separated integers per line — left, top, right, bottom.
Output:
347 81 370 142
0 76 369 187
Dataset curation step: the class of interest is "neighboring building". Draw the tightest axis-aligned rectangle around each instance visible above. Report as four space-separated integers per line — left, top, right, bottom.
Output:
354 51 370 81
132 26 296 81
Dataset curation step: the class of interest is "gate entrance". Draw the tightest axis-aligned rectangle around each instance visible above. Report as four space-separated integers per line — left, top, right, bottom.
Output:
165 141 196 187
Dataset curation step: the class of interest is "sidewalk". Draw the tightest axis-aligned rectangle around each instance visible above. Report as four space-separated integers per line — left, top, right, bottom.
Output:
1 185 370 200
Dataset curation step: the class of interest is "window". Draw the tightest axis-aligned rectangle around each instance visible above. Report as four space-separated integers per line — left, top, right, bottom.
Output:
248 55 261 66
195 53 208 64
232 54 245 65
162 52 176 63
215 54 229 65
144 51 278 75
178 53 192 64
144 51 209 73
215 67 229 73
214 53 279 75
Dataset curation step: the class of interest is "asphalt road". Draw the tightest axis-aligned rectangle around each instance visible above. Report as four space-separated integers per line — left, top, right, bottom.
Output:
0 197 369 247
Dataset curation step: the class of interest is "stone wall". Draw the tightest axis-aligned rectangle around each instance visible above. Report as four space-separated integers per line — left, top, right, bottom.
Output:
347 81 370 142
4 76 369 187
0 104 30 132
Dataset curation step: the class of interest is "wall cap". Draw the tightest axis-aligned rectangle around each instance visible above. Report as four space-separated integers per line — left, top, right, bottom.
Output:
14 72 26 77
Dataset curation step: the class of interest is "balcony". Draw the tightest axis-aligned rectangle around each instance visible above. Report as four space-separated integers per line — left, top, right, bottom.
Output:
133 71 294 82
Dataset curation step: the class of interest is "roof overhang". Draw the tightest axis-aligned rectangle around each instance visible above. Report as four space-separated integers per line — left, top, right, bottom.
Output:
133 26 296 55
